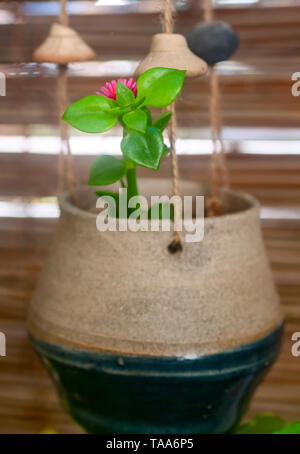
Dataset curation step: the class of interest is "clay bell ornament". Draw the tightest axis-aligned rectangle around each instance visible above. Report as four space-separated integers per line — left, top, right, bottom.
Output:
33 23 95 64
186 21 239 66
135 33 208 77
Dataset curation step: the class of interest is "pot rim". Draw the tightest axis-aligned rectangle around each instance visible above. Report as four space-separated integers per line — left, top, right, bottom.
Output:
58 179 260 225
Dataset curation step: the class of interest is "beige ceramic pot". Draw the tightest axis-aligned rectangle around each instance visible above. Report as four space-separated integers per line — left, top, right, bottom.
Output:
28 179 283 434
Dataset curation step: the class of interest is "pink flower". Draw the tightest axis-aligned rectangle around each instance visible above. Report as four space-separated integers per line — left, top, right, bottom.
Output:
96 78 137 101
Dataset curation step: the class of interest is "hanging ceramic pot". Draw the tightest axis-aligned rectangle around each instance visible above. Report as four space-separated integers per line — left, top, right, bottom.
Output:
33 23 95 64
135 33 207 77
28 179 283 434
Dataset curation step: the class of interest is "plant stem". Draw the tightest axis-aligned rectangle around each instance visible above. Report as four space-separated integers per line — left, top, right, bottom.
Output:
126 167 139 200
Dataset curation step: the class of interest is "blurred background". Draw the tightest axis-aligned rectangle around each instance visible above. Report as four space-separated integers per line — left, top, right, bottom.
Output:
0 0 300 434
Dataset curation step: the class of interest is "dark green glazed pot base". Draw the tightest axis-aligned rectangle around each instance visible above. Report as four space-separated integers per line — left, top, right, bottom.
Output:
30 324 283 434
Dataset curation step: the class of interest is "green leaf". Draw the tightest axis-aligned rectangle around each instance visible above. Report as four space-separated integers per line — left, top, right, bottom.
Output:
131 96 146 110
235 413 286 434
88 155 127 186
123 109 147 133
141 106 152 126
274 422 300 434
137 67 186 108
62 95 118 133
153 112 172 132
116 81 136 107
121 126 164 170
95 190 120 218
162 145 170 156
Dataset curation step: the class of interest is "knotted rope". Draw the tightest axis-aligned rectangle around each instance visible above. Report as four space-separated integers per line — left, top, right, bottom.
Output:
60 0 68 26
203 0 230 217
57 0 78 203
162 0 182 253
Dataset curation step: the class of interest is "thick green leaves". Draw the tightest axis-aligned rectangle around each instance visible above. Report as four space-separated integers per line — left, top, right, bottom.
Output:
235 414 286 434
274 423 300 434
123 109 147 133
88 155 126 186
95 189 120 218
131 96 146 110
153 112 172 132
121 126 164 170
137 67 186 108
235 413 300 435
140 106 152 126
163 145 170 156
116 81 136 107
63 67 187 201
62 95 118 133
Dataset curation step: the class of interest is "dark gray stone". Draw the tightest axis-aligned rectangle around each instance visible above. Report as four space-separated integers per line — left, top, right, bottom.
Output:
186 21 240 66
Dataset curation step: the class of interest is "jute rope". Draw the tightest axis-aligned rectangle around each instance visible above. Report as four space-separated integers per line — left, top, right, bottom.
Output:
203 0 213 23
60 0 69 27
57 66 78 203
203 0 230 217
57 0 78 204
162 0 182 253
162 0 174 34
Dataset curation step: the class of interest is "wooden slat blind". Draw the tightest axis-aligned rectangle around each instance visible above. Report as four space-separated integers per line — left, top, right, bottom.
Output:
0 1 299 434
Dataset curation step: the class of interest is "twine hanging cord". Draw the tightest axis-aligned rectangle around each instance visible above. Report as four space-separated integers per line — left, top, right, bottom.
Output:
162 0 174 33
60 0 69 26
203 0 213 23
57 65 78 204
203 0 230 218
161 0 182 253
167 104 182 253
56 0 78 204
